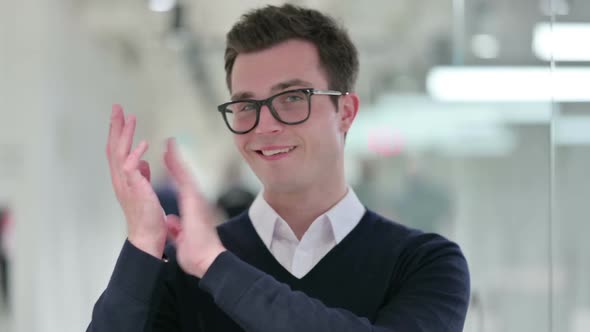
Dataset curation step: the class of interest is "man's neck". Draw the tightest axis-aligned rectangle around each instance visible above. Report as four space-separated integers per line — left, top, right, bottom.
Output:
263 181 348 240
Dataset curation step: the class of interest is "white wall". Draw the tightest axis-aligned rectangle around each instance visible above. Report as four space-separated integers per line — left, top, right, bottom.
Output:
2 2 156 331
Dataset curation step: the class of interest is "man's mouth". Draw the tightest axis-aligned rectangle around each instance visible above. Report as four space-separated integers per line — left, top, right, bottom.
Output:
256 146 297 157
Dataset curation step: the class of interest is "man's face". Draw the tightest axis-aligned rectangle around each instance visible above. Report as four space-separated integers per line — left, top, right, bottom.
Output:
229 39 358 193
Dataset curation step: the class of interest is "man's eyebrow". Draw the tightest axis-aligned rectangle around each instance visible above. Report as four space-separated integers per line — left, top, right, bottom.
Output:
270 79 313 92
231 91 255 101
230 78 314 101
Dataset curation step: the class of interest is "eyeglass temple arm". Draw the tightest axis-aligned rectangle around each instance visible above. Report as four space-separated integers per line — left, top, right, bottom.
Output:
312 89 349 96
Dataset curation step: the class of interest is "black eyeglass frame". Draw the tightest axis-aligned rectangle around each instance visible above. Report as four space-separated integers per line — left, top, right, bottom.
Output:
217 88 348 134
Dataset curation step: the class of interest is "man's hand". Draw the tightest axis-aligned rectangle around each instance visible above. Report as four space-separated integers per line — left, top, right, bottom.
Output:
163 138 226 278
106 104 167 259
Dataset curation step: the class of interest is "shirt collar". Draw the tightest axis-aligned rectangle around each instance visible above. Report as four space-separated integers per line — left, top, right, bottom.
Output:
325 188 366 243
248 188 366 248
248 193 279 249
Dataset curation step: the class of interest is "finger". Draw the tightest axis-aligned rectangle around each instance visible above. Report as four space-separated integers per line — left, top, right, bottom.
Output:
138 160 151 183
107 105 127 189
123 141 149 185
118 114 137 159
165 214 182 242
164 139 209 227
107 104 125 159
164 138 198 192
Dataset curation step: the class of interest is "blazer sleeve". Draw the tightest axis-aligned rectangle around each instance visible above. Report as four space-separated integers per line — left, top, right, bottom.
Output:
86 240 179 332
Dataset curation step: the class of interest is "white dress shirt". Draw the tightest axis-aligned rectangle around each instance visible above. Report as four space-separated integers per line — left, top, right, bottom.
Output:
248 188 366 279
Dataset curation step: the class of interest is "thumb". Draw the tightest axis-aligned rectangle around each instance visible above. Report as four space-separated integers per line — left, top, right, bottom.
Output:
165 214 182 242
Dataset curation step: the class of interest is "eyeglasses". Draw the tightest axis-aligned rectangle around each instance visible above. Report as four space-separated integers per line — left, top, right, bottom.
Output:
217 88 348 134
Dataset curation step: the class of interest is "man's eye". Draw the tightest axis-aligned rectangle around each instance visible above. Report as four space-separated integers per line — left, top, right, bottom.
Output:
240 104 256 112
284 94 304 103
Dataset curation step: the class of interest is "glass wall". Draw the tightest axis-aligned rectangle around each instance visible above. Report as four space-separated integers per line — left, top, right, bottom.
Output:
346 1 555 331
552 1 590 332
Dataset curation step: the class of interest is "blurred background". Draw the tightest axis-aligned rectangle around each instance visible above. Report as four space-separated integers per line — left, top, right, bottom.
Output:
0 0 588 331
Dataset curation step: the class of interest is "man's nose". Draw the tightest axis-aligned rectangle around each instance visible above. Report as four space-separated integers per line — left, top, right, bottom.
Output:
255 105 283 134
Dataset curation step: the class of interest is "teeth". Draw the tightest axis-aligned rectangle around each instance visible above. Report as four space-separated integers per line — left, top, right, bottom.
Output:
261 147 295 156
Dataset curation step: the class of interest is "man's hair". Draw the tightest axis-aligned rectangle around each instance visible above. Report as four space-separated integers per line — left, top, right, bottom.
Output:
224 4 359 94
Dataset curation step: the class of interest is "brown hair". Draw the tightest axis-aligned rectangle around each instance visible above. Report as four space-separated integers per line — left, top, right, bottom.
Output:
224 4 359 94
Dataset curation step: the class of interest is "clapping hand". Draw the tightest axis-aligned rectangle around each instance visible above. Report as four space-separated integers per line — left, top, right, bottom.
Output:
106 105 225 277
106 104 167 259
163 138 226 278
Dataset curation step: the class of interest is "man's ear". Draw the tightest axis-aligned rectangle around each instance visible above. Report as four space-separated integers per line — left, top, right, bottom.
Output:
339 92 360 133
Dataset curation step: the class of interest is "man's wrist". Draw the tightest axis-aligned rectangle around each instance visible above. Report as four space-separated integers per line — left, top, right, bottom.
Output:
195 245 227 278
128 236 166 260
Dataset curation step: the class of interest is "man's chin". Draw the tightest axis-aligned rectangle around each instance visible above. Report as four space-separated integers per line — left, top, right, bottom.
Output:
261 178 305 194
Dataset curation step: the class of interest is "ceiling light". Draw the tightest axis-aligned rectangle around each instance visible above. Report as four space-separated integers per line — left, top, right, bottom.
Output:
149 0 176 12
471 34 500 59
533 23 590 61
427 66 590 102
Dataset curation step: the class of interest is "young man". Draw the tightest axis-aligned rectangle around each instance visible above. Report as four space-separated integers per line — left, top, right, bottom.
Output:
88 4 469 332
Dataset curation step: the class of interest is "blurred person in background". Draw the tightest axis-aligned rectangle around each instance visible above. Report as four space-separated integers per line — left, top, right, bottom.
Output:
393 157 454 235
215 160 255 219
154 176 180 217
0 206 12 310
87 4 469 332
